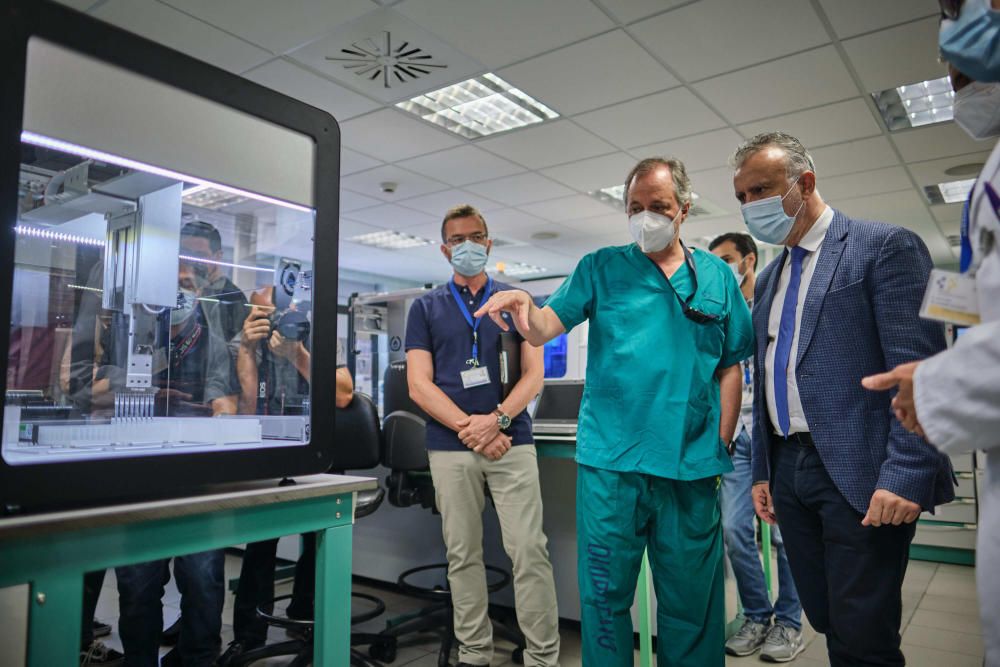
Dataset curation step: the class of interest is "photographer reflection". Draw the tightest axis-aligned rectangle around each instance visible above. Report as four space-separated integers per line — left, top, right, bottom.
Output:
180 220 248 345
221 284 353 663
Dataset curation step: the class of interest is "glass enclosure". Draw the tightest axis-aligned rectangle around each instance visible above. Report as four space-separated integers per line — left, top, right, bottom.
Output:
4 133 316 465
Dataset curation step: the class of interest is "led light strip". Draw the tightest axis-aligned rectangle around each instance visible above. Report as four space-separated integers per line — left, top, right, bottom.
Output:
178 254 275 273
15 224 104 247
21 131 313 214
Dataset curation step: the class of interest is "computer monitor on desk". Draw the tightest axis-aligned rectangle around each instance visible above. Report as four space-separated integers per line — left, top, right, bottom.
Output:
531 380 584 436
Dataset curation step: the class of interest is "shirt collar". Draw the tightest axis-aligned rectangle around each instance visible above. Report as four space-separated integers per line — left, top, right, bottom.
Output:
795 205 833 253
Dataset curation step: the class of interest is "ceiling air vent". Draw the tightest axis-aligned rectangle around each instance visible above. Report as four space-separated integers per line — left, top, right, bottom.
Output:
326 31 446 89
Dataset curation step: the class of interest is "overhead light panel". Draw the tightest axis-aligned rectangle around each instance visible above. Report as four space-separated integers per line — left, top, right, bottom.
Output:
872 76 954 131
182 185 249 210
923 178 976 205
349 230 434 249
491 261 547 277
396 73 558 139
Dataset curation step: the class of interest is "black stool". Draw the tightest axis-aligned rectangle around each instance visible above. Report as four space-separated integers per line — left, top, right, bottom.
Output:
369 563 526 667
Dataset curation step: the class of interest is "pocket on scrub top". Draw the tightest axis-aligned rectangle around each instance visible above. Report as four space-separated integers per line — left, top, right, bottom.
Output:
690 296 725 357
577 385 622 450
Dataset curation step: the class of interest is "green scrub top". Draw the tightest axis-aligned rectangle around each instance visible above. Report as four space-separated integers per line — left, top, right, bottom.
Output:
545 243 754 480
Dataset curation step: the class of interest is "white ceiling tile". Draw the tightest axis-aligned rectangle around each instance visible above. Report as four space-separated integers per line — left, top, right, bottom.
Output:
396 189 504 217
693 46 858 124
341 148 383 175
832 189 937 234
160 0 376 54
92 0 272 73
339 218 384 237
242 59 380 120
810 136 901 177
842 17 943 93
817 0 938 39
574 89 728 149
540 152 638 192
905 151 994 189
737 98 882 150
630 128 745 174
599 0 689 24
343 203 438 229
558 212 628 236
631 0 829 82
497 30 678 116
476 121 616 169
395 0 615 69
892 123 994 163
340 163 448 201
672 166 738 211
819 166 914 203
397 146 525 187
340 108 463 162
341 188 383 212
482 208 558 242
518 195 619 223
930 203 964 226
465 173 575 206
491 244 580 275
287 8 484 104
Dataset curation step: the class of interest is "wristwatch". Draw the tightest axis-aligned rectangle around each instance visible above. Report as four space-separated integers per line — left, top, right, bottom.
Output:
493 404 512 431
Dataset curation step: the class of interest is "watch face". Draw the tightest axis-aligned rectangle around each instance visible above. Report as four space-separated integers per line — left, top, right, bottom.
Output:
498 414 512 429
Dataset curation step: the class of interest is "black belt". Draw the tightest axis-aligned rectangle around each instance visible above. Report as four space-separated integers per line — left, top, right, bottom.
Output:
779 431 814 446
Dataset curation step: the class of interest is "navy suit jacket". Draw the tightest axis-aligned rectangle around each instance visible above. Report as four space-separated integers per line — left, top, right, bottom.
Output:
750 210 955 514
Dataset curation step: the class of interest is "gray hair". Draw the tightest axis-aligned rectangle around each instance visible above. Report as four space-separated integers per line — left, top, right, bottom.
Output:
730 131 816 180
623 157 693 207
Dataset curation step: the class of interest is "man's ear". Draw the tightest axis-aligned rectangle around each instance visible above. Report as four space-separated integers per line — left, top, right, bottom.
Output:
746 252 757 272
799 171 817 198
440 244 451 261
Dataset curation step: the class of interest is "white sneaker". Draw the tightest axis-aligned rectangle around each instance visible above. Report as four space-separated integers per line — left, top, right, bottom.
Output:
759 623 805 663
725 618 770 656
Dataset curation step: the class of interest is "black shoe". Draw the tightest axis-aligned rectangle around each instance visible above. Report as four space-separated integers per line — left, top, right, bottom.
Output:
160 647 181 667
160 618 181 646
79 640 124 666
92 619 112 639
215 640 263 667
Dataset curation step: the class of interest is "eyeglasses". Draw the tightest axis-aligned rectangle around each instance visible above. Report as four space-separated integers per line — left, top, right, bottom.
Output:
939 0 962 20
445 232 488 247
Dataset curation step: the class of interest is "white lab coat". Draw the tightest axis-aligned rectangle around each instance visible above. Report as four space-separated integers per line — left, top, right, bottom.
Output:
914 137 1000 665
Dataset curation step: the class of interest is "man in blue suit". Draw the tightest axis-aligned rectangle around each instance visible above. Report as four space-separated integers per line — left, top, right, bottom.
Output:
731 132 954 666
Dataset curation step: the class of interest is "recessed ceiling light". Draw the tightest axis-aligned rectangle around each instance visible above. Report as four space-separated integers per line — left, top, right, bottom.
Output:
923 178 976 205
396 73 558 139
872 76 955 131
531 231 559 241
491 261 546 277
348 230 434 249
944 162 986 177
182 186 249 210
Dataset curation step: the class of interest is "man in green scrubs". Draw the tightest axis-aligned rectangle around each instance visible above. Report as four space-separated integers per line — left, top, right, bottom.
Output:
476 157 754 666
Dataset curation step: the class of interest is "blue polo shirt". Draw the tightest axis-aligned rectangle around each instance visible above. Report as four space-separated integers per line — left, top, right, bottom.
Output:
405 280 533 451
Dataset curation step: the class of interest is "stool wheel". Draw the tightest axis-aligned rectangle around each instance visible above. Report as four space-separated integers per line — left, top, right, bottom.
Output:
369 636 397 663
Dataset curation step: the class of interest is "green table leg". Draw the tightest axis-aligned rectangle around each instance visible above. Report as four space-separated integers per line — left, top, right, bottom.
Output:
28 573 82 667
314 501 354 666
637 549 653 667
760 520 773 599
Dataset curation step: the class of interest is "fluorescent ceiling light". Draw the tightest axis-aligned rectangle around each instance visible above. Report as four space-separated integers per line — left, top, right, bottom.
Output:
491 261 546 277
15 224 104 247
923 178 976 205
349 230 434 249
182 186 249 210
396 73 558 139
20 131 312 213
872 76 954 131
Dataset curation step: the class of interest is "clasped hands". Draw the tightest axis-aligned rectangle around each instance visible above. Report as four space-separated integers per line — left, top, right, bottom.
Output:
456 413 510 461
752 484 920 527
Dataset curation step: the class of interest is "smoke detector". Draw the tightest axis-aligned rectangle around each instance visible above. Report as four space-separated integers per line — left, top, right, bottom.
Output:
326 31 446 89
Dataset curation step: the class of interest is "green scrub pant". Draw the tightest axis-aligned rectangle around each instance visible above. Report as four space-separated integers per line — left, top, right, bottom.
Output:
577 464 725 667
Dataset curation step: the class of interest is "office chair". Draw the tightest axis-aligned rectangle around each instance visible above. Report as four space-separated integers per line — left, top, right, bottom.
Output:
368 361 525 667
230 391 386 667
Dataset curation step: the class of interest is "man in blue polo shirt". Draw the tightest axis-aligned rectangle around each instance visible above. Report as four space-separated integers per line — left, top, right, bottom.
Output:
476 158 754 666
405 204 559 667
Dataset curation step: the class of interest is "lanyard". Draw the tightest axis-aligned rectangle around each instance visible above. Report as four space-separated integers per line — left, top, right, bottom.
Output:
645 244 719 325
960 184 975 273
448 277 493 366
743 358 752 386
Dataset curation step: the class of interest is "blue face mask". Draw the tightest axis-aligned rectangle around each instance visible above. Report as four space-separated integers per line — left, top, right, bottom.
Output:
940 0 1000 83
449 240 489 277
740 178 804 245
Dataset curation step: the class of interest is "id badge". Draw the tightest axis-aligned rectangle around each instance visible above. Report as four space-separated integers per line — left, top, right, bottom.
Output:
920 269 981 326
460 366 491 389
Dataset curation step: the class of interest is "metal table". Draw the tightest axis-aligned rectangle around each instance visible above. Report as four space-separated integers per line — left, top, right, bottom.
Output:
0 473 376 667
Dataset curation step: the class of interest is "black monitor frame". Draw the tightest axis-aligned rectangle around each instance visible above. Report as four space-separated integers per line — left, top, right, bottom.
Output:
0 0 341 512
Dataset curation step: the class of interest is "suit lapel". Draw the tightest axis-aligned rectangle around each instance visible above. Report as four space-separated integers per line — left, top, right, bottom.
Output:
755 249 787 359
795 211 849 368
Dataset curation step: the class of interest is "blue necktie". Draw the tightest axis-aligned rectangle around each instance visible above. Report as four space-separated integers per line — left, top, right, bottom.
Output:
774 246 808 437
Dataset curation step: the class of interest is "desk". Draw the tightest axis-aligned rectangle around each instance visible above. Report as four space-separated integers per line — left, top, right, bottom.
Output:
0 473 376 667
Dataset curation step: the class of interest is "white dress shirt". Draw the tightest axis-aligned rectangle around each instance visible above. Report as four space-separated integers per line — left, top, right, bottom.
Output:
765 206 834 435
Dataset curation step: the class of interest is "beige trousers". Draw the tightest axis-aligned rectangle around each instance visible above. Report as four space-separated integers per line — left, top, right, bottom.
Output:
427 445 560 667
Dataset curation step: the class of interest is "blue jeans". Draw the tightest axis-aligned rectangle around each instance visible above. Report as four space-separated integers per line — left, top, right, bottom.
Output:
720 427 802 630
115 550 224 667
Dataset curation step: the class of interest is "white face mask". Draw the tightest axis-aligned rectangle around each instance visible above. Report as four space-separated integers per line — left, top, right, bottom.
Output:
728 260 746 285
628 210 679 253
953 82 1000 140
170 288 197 326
